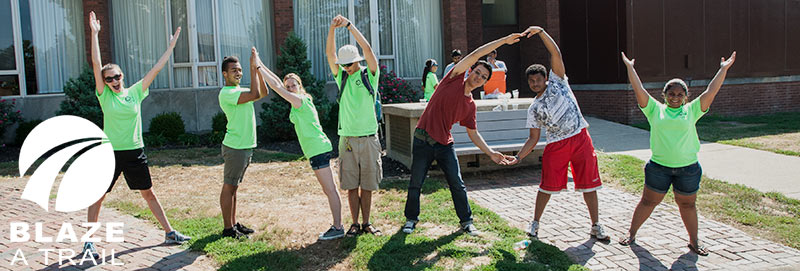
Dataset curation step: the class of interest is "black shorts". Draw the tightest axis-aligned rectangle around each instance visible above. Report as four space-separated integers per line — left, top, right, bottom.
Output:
106 148 153 193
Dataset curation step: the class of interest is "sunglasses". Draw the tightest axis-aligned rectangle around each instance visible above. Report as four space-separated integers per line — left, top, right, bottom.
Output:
341 63 354 68
104 74 122 83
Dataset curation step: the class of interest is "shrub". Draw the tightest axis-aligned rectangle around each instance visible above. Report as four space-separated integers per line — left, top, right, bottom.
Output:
212 111 227 134
14 119 42 146
259 32 334 142
378 65 421 104
144 133 168 148
177 133 201 146
0 98 23 140
149 112 185 142
56 67 103 128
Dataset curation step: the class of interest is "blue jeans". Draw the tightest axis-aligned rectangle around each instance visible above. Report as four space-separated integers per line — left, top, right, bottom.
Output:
644 160 702 195
404 129 473 225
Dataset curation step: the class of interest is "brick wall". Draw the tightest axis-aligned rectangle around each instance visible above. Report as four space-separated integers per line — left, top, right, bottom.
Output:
272 0 294 57
83 0 111 66
574 81 800 124
441 0 468 57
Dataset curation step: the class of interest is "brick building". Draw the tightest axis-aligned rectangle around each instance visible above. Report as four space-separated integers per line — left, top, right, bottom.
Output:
1 0 797 135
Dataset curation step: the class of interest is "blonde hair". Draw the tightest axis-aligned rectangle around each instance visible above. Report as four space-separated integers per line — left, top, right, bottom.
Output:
101 63 122 77
283 73 311 100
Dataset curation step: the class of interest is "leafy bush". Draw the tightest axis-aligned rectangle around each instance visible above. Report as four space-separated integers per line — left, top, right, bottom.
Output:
148 112 185 142
144 133 168 148
212 111 227 134
0 98 23 140
378 64 421 104
259 32 334 142
56 67 103 128
177 133 201 146
14 119 42 146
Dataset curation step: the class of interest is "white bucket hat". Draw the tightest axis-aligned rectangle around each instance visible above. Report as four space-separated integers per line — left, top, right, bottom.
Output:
335 44 365 65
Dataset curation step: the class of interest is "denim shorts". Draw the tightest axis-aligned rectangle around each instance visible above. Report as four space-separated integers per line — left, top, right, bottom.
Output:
309 151 333 170
644 160 702 195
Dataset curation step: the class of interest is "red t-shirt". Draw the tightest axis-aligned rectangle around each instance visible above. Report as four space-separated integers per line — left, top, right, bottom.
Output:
416 70 477 145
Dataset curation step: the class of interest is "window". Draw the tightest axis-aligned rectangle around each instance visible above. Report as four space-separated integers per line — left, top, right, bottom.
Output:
294 0 443 79
0 0 86 97
482 0 517 26
111 0 274 89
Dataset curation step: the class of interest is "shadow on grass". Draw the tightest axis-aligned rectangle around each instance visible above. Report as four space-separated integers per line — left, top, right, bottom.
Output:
366 230 460 270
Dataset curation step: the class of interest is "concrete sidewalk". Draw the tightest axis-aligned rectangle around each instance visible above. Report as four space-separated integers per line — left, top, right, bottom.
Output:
586 117 800 200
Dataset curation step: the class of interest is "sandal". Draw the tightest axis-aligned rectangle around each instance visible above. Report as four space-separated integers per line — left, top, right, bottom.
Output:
688 242 709 256
346 223 361 236
361 223 383 236
618 236 635 246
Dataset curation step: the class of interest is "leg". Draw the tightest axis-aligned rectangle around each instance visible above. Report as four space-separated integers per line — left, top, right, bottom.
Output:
348 189 360 224
674 193 699 246
231 191 238 226
220 183 238 229
435 143 472 224
314 167 342 228
141 188 173 233
533 191 551 222
360 189 373 224
404 137 435 222
582 191 600 225
569 129 604 226
534 141 570 222
627 187 666 238
87 194 107 223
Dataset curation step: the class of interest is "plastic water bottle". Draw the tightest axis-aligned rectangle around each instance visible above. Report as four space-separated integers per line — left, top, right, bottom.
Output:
513 240 530 251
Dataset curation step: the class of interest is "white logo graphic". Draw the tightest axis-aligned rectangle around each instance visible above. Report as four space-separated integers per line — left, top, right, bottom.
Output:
18 115 115 212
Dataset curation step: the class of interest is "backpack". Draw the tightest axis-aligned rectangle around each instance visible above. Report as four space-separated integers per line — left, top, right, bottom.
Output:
337 68 382 123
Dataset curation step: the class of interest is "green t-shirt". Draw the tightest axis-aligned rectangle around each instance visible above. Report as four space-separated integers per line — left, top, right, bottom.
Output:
219 86 257 149
641 96 708 167
290 96 333 158
423 72 439 101
334 66 379 136
96 80 148 151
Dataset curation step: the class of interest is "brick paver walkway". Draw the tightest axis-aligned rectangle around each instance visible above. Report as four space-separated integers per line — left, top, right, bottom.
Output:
0 186 215 271
467 171 800 271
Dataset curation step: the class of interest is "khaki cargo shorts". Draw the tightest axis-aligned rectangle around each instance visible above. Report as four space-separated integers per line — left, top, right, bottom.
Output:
338 134 382 191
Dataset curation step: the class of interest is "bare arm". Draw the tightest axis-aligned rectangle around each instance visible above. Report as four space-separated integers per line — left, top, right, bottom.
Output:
256 59 303 109
697 51 736 112
466 128 516 165
89 11 104 95
621 52 652 108
513 128 542 164
325 16 345 77
141 27 181 93
522 26 565 78
449 33 523 79
236 48 265 104
341 16 378 75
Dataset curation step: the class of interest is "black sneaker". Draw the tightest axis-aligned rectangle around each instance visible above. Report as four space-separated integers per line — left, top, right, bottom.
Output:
234 223 255 235
318 226 345 241
222 227 248 239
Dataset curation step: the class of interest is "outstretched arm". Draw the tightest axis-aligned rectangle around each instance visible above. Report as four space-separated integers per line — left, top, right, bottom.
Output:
466 128 517 165
339 16 378 75
89 11 104 95
141 27 181 93
256 58 303 109
522 26 565 78
236 48 266 104
621 52 652 108
325 16 346 77
450 33 523 79
510 128 542 165
697 51 736 112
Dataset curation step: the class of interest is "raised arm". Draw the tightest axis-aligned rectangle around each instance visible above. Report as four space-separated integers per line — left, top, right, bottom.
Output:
255 59 303 109
326 16 348 77
697 51 736 112
141 27 181 93
340 16 378 74
89 11 104 95
522 26 565 78
449 33 523 79
621 52 651 108
236 48 266 104
466 128 517 165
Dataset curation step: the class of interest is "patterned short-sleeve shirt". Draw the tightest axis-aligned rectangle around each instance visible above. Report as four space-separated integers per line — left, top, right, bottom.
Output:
526 70 589 143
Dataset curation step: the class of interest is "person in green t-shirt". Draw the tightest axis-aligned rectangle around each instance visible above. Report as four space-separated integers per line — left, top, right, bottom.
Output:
326 14 383 236
84 11 190 257
618 51 737 256
217 48 269 240
422 59 439 101
252 54 344 240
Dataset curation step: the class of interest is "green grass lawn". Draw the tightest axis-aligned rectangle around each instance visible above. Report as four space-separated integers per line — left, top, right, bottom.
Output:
598 153 800 250
110 177 587 271
632 112 800 156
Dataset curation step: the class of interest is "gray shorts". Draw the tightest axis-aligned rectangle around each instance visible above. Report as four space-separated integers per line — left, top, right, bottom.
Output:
222 145 253 186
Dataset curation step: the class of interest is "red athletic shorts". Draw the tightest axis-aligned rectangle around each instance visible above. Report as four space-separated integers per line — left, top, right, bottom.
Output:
540 128 602 194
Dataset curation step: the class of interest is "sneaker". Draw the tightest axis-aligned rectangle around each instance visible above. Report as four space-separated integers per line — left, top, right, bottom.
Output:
402 220 417 234
528 220 539 238
82 242 99 259
462 223 480 236
222 227 248 239
318 226 345 241
234 222 255 235
590 224 610 241
165 230 192 244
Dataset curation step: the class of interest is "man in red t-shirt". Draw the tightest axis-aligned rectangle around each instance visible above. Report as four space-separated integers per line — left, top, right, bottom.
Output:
402 33 522 236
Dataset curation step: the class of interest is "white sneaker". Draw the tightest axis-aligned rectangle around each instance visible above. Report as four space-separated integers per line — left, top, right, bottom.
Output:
462 223 480 236
402 220 417 234
590 223 610 241
528 220 539 238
